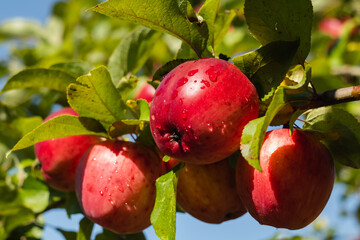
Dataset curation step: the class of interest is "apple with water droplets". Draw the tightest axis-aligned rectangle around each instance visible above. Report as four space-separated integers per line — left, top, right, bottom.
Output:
177 158 247 223
236 129 335 230
34 107 99 191
75 140 165 234
150 57 259 164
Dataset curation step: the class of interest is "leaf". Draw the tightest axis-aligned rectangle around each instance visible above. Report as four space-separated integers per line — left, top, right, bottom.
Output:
108 27 161 86
198 0 220 50
58 229 77 240
244 0 313 64
91 0 210 57
77 217 94 240
151 171 178 240
64 192 83 217
10 117 43 137
19 176 49 213
213 10 237 50
303 107 360 169
9 115 106 153
67 66 128 129
1 68 76 94
50 62 95 78
233 40 299 99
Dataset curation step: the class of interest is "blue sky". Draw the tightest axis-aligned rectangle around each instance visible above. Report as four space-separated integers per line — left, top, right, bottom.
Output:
0 1 359 240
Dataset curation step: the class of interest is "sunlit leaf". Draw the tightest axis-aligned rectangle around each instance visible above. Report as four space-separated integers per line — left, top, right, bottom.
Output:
19 176 49 213
151 171 178 240
91 0 210 57
9 115 106 153
50 62 95 78
1 69 76 94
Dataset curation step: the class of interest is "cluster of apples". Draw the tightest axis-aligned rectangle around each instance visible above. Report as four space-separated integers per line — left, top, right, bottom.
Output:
35 108 166 234
35 57 335 235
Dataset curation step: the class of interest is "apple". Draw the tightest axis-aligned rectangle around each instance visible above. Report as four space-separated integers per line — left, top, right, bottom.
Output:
34 107 99 191
318 17 344 39
75 140 165 234
177 159 247 223
134 81 156 103
236 129 335 230
150 57 259 164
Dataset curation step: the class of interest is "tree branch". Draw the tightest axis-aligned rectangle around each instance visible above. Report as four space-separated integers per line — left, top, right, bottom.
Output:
304 85 360 109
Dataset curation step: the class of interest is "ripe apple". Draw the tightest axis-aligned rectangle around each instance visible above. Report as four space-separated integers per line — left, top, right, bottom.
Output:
75 140 165 234
177 159 247 223
318 17 344 39
34 107 99 191
150 57 259 164
236 129 335 230
134 81 156 103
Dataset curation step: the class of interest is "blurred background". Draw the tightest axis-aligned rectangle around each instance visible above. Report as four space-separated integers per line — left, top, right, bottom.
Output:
0 0 360 239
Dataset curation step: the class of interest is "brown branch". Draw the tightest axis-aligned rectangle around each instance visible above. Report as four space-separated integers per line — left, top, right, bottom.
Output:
303 85 360 109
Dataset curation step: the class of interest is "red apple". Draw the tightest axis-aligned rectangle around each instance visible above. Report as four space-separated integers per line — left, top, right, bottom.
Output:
34 107 99 191
236 129 335 230
150 57 259 164
134 82 156 103
177 159 247 223
319 17 344 39
75 140 165 234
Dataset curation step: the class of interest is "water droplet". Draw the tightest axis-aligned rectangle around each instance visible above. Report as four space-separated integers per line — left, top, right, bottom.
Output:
117 186 124 192
221 121 227 134
99 190 104 196
200 86 205 89
206 67 218 82
164 73 174 85
151 115 155 121
182 143 190 152
165 104 170 112
179 99 183 105
194 80 197 83
207 123 214 132
171 90 178 99
100 176 103 179
177 77 188 88
93 157 97 161
201 80 210 87
182 109 188 120
104 187 108 192
188 69 199 76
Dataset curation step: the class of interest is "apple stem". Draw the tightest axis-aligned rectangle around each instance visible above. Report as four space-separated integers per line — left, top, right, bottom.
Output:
305 85 360 109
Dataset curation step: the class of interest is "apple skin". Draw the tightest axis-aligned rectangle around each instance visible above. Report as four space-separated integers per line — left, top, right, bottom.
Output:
177 159 247 223
34 107 99 192
236 129 335 230
75 140 166 234
134 82 156 103
150 57 259 164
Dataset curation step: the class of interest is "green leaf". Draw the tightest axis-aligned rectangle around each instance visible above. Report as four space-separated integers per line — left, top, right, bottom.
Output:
58 229 77 240
233 40 299 99
108 27 161 86
91 0 210 57
244 0 313 64
10 117 43 137
77 217 94 240
1 68 76 94
64 192 83 217
67 66 128 129
303 107 360 169
2 208 35 238
9 115 106 153
19 176 49 213
213 10 237 50
50 62 95 78
151 171 178 240
198 0 220 50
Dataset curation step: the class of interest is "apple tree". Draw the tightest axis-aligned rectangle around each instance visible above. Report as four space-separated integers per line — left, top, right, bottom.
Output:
0 0 360 239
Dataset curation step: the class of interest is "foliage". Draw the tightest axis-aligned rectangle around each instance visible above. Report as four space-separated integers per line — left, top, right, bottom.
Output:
0 0 360 239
